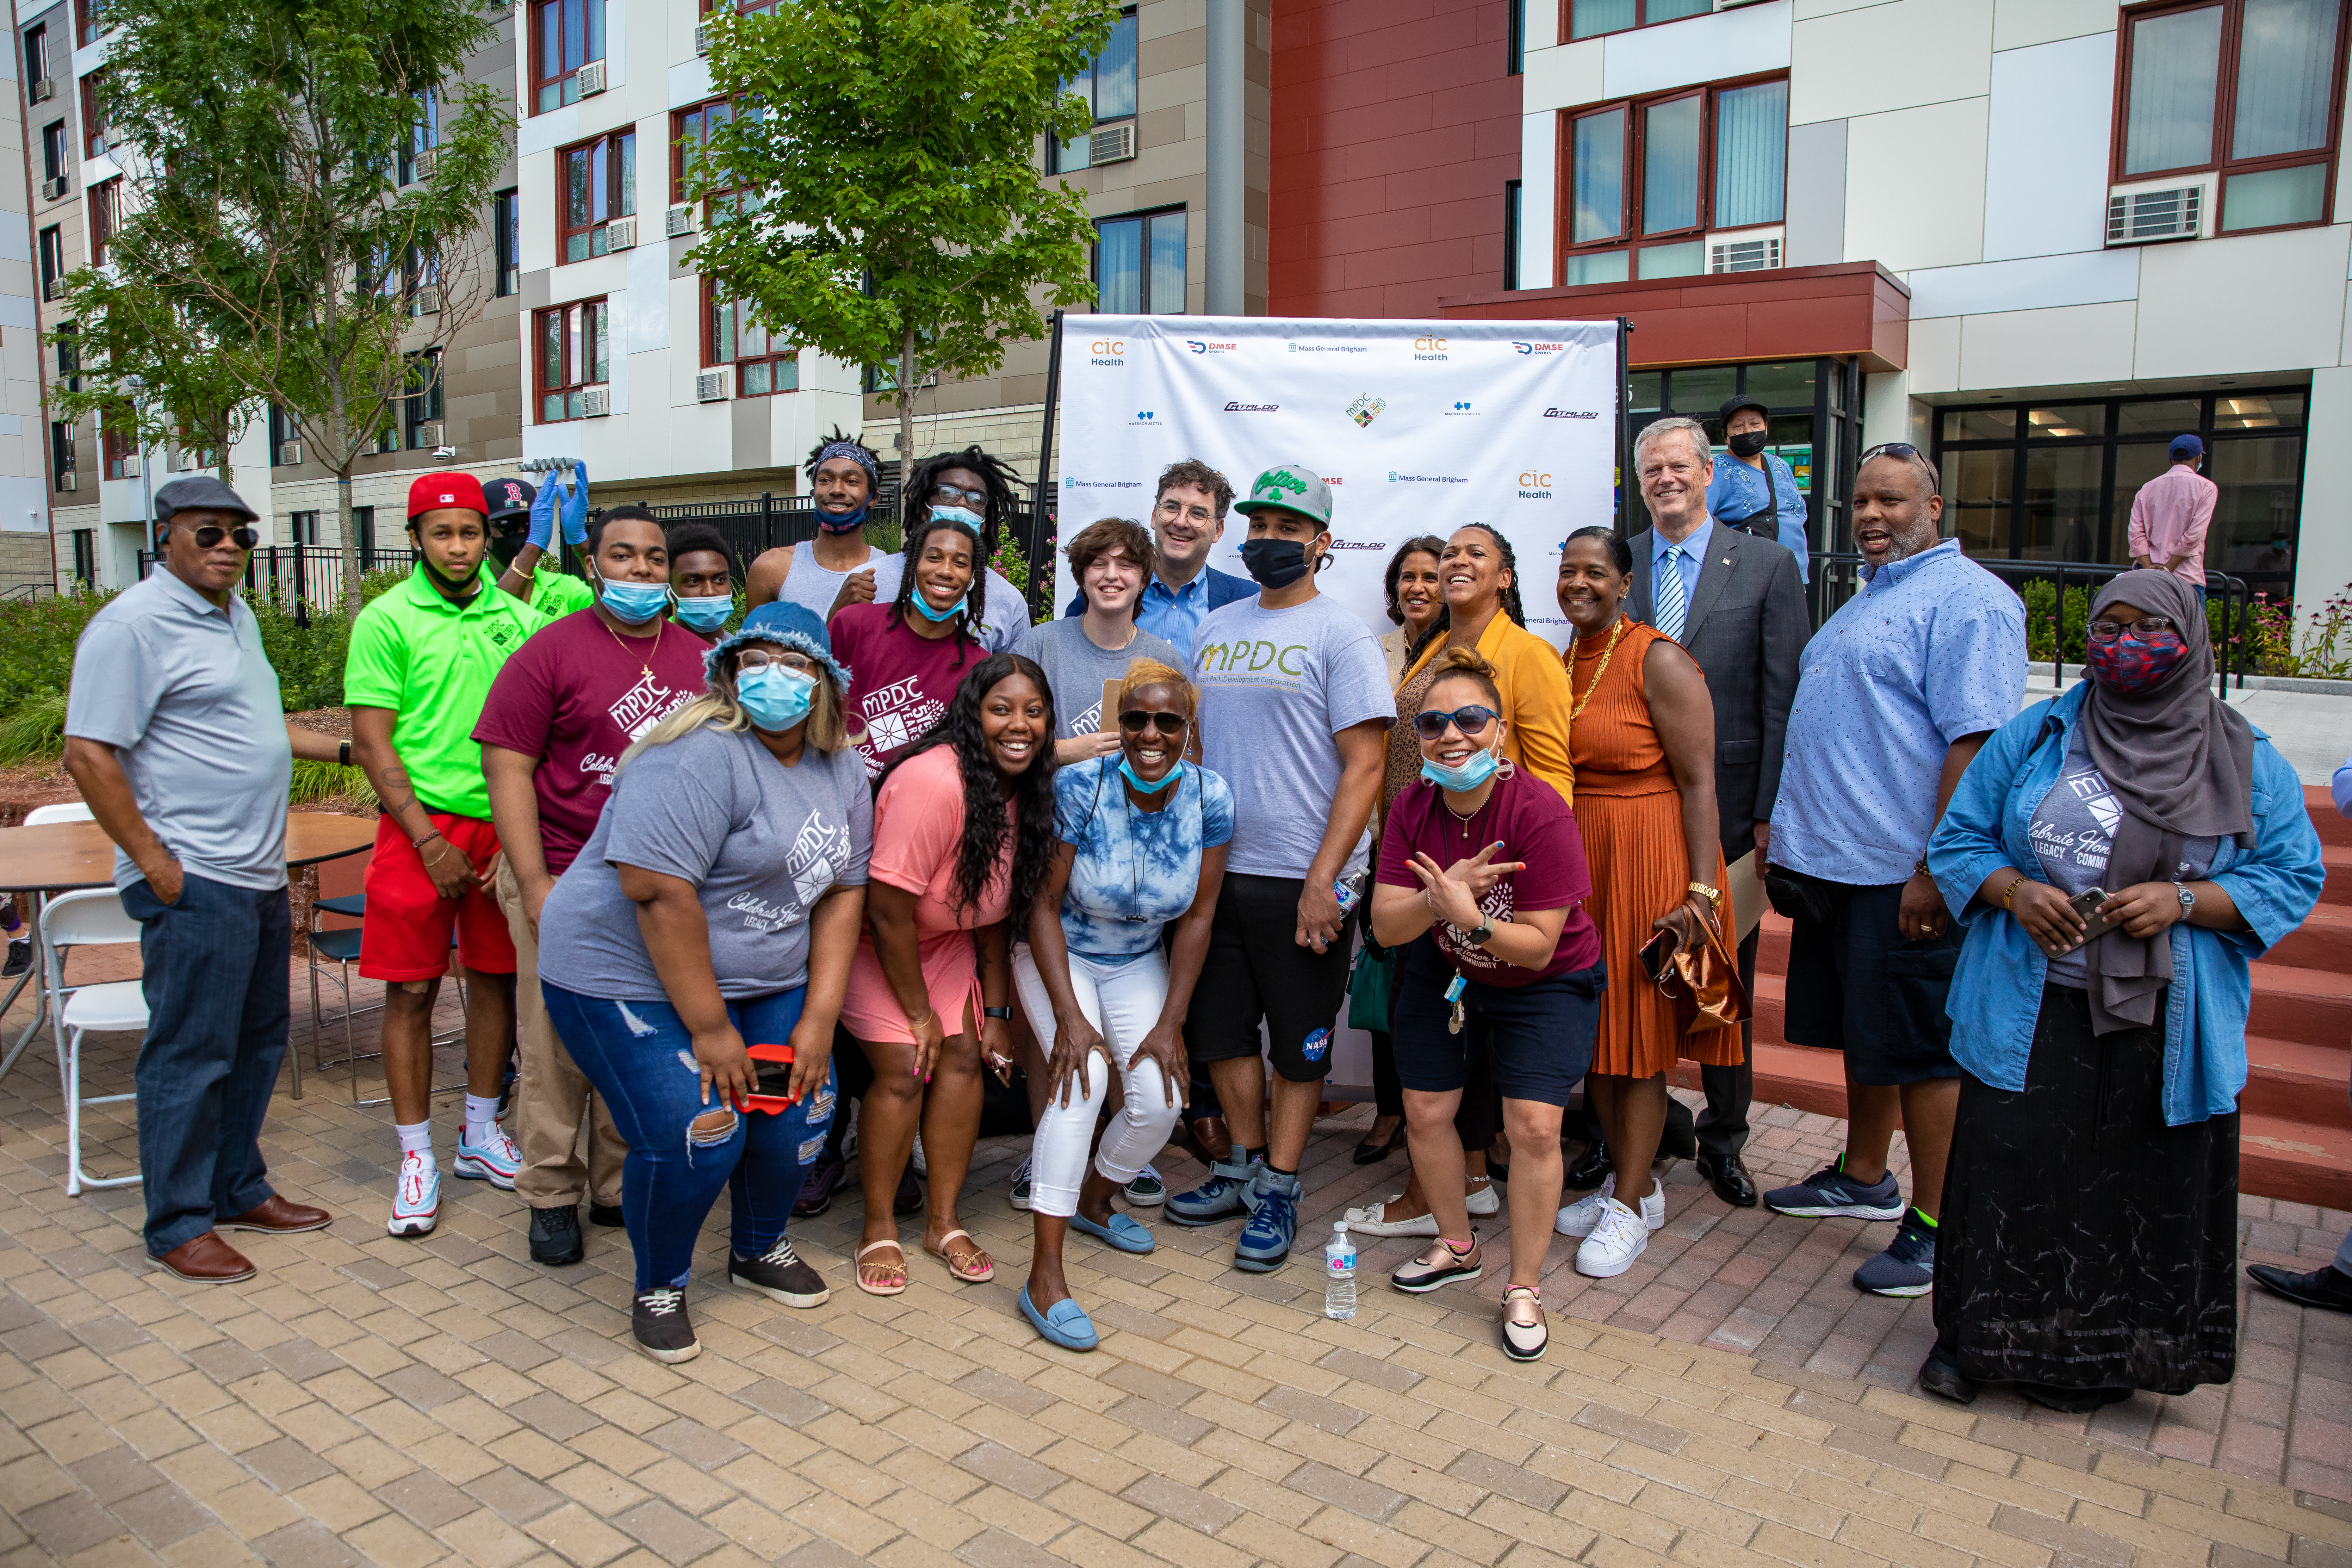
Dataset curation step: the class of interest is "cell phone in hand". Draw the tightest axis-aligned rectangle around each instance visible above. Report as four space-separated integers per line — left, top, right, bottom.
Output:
2051 886 2122 955
1639 926 1677 983
740 1043 798 1112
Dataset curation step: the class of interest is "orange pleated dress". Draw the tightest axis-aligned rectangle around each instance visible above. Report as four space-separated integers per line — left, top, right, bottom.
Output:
1568 616 1738 1078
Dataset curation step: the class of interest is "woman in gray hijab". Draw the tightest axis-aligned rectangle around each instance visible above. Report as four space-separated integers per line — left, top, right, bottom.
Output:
1919 569 2325 1412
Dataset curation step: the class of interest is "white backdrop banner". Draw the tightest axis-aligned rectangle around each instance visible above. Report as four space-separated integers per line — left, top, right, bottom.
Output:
1052 312 1622 651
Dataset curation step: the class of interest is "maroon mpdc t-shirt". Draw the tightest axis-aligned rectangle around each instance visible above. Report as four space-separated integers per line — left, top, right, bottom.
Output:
829 602 986 779
471 611 711 875
1376 767 1601 986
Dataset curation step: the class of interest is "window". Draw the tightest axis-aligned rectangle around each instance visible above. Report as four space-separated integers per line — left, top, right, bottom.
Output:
23 25 45 99
1050 7 1137 173
398 89 437 185
673 99 734 203
70 529 94 589
50 422 74 488
74 0 100 48
1094 209 1185 314
404 352 444 448
1559 75 1787 284
269 405 295 465
40 122 65 186
39 225 62 299
288 510 318 545
1566 0 1711 41
707 287 796 395
494 188 519 296
536 298 609 421
56 321 78 392
88 178 117 268
101 407 133 480
530 0 607 114
1504 180 1522 289
559 130 635 262
1509 0 1526 75
353 506 376 562
80 69 106 158
2116 0 2347 234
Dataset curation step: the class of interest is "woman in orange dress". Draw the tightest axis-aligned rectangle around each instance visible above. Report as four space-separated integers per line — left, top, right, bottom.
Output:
1551 526 1734 1278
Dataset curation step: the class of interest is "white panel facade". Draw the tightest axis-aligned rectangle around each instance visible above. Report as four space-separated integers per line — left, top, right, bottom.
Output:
1981 30 2115 262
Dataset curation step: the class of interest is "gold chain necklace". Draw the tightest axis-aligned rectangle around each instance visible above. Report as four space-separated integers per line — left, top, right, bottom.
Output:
600 610 664 679
1570 615 1630 719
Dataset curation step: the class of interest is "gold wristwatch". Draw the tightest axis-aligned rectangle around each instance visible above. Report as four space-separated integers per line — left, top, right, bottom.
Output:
1687 881 1723 909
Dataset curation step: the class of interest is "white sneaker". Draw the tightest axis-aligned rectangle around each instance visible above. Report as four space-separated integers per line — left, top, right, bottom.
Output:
1575 1198 1650 1278
1466 1179 1500 1217
388 1151 440 1237
1632 1178 1664 1233
1554 1174 1616 1238
911 1130 927 1177
1343 1195 1440 1238
454 1123 522 1189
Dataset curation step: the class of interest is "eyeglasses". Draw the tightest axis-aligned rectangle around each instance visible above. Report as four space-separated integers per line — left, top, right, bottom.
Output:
931 481 987 509
1118 709 1189 735
1413 705 1500 739
2087 615 2179 644
736 649 815 672
187 525 260 550
1858 442 1942 491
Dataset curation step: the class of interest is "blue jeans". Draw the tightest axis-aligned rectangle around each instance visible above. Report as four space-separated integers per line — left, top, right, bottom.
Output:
121 874 292 1257
542 981 833 1291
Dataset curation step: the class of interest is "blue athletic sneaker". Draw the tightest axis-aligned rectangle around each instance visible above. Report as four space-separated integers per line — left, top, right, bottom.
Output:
1763 1159 1904 1221
1165 1154 1262 1227
1233 1169 1301 1272
1852 1209 1937 1297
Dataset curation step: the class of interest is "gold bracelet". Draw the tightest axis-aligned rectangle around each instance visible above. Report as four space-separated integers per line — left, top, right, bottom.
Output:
1998 873 2028 910
1686 881 1723 909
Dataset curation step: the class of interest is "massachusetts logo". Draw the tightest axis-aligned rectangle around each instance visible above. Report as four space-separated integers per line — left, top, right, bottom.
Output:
1346 394 1385 428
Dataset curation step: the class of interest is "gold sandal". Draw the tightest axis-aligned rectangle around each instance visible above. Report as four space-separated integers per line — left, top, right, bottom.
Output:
925 1228 994 1283
855 1239 907 1296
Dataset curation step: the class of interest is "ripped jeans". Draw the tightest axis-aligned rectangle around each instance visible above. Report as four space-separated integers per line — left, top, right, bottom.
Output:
542 981 834 1293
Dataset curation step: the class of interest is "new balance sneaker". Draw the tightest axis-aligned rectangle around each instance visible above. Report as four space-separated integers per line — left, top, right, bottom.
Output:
728 1237 829 1308
632 1288 700 1363
1124 1164 1166 1207
1764 1159 1904 1221
1233 1168 1300 1272
1166 1154 1264 1226
1009 1155 1034 1211
454 1123 522 1189
1575 1198 1650 1278
1852 1208 1937 1297
387 1152 439 1238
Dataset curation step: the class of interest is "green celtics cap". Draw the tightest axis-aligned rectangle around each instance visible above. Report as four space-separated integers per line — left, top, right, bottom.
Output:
1232 461 1334 528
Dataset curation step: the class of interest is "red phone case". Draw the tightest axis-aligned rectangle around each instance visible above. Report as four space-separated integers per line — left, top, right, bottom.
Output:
739 1042 798 1113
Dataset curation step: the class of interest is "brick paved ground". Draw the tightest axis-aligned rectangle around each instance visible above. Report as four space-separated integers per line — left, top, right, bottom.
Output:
1 973 2348 1567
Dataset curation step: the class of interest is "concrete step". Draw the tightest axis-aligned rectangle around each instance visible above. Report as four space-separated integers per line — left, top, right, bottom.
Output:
2242 1035 2352 1128
2264 900 2352 972
2247 959 2352 1044
2308 785 2351 849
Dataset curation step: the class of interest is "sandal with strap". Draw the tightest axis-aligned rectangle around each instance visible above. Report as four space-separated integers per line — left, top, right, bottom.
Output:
855 1239 908 1297
1502 1285 1548 1362
926 1228 995 1283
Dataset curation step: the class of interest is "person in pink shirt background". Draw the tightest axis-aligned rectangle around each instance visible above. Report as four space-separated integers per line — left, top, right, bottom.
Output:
2128 434 2220 606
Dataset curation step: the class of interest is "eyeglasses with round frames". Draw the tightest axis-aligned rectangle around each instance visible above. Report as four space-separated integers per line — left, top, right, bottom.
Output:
2086 615 2178 644
736 649 816 673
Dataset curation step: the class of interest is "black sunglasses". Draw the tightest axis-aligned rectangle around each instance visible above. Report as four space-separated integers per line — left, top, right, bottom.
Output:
187 525 260 550
1118 709 1189 735
1413 705 1499 739
1858 442 1942 490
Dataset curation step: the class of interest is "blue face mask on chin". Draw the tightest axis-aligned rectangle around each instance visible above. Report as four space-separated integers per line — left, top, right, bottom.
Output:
672 593 732 632
817 501 870 535
909 587 966 622
1120 757 1182 794
598 577 673 625
737 664 817 732
1420 747 1500 793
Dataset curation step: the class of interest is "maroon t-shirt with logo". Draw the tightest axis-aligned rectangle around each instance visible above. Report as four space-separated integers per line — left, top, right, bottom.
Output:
472 611 711 874
1375 767 1601 986
829 602 986 779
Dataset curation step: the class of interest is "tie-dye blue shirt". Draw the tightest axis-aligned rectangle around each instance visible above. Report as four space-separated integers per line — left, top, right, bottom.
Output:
1053 756 1234 962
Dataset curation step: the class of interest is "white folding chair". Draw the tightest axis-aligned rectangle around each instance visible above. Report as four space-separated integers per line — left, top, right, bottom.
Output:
0 802 100 1087
41 888 148 1195
25 803 95 825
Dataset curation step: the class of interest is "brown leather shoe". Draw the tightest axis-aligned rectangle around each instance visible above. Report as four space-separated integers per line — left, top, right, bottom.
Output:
154 1233 256 1283
1189 1115 1233 1165
218 1195 332 1234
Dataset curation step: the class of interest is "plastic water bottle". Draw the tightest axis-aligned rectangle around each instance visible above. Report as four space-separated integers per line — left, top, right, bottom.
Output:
1324 1221 1357 1320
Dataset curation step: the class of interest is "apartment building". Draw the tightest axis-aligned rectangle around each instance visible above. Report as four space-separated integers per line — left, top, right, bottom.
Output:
14 0 523 594
0 3 61 593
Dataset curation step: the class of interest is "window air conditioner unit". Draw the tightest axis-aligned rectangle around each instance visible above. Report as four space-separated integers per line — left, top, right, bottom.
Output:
581 387 610 417
119 454 138 477
696 369 728 402
416 422 443 448
176 449 196 471
604 215 637 251
1090 122 1136 165
38 176 66 202
2108 182 2205 245
694 21 712 54
28 77 53 103
411 285 441 315
42 280 62 301
88 132 105 156
410 147 434 179
1708 229 1782 273
576 59 606 96
666 203 695 238
56 470 75 492
280 441 302 466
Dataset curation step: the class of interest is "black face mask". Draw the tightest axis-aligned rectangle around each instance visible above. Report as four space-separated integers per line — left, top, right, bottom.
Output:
1240 536 1315 588
1727 430 1769 458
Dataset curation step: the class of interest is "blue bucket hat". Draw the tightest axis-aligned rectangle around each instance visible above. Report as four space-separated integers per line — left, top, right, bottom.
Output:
704 601 851 692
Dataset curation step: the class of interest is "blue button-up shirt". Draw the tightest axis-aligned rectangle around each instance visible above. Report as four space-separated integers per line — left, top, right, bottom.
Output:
1134 570 1215 648
1708 452 1811 582
1649 517 1712 616
1768 538 2026 885
1929 684 2323 1125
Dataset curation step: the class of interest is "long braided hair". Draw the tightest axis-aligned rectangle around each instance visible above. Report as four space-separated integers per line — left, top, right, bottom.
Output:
876 652 1059 918
1412 522 1527 662
888 510 984 666
901 446 1024 557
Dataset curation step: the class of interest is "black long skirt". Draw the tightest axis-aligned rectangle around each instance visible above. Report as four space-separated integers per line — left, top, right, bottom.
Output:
1933 984 2238 1394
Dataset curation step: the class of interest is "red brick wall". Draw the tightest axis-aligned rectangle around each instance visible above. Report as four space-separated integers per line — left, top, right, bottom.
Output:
1269 0 1523 319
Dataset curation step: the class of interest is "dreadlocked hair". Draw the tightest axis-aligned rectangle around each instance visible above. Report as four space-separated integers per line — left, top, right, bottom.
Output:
902 446 1023 556
889 511 983 664
804 425 880 483
876 652 1059 919
1453 522 1527 628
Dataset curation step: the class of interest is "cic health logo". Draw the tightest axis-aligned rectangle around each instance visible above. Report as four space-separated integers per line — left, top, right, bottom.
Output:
1088 337 1127 366
1518 468 1556 500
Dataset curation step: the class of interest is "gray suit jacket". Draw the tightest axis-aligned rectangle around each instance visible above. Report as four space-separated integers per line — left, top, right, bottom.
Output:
1626 523 1807 862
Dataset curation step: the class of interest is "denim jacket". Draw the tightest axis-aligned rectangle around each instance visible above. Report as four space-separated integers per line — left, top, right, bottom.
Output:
1925 683 2324 1126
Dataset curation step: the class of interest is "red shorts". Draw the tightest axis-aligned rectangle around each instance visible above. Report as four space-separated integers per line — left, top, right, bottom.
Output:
359 813 517 981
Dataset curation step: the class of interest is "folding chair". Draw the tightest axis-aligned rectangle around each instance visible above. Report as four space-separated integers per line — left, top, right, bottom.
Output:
305 893 468 1107
41 888 148 1196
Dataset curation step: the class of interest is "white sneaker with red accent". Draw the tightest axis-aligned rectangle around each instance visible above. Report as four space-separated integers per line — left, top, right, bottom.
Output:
455 1123 522 1189
388 1151 440 1237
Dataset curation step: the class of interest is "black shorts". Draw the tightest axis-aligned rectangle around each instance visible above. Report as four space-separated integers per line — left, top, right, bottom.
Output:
1391 939 1602 1108
1781 876 1962 1087
1184 872 1358 1084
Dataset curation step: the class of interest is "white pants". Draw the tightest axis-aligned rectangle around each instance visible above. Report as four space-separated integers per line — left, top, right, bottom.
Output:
1011 944 1181 1218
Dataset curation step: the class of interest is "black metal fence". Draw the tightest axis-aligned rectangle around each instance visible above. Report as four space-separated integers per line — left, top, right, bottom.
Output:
137 544 441 623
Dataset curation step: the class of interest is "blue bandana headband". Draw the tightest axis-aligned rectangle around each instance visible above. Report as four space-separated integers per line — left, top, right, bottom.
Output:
814 439 879 489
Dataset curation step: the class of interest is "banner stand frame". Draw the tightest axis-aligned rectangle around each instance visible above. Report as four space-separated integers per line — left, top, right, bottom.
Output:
1614 315 1633 536
1027 308 1067 620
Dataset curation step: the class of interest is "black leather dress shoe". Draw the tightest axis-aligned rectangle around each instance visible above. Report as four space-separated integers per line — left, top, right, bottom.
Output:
1696 1152 1759 1207
1564 1136 1611 1192
2247 1262 2352 1313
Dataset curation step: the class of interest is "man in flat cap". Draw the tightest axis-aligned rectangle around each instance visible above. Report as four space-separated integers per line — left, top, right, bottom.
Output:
64 477 346 1282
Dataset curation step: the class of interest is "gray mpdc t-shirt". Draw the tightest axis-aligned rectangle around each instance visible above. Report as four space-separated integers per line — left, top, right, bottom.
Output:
1013 616 1186 738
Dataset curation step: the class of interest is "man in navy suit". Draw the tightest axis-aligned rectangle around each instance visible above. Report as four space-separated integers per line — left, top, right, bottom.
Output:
1063 458 1252 646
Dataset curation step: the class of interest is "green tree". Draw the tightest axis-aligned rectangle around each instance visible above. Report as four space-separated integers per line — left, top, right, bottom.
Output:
690 0 1116 497
46 273 252 490
93 0 510 617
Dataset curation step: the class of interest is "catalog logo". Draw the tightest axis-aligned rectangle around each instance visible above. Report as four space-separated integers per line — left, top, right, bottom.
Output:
1186 339 1239 354
1089 337 1126 366
1518 469 1556 500
1513 341 1568 355
1543 408 1600 420
1412 335 1449 362
1346 393 1386 428
1224 401 1279 413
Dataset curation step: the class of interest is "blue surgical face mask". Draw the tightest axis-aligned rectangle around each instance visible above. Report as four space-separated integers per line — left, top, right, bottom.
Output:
672 593 732 632
909 586 966 622
1420 747 1500 793
817 500 870 535
931 504 985 535
737 664 817 732
1120 757 1182 794
598 577 672 625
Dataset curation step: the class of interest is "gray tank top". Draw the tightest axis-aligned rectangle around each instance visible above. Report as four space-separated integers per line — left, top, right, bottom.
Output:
772 543 881 622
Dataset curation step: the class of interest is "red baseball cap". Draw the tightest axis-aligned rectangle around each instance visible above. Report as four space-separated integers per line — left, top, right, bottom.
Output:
408 471 488 520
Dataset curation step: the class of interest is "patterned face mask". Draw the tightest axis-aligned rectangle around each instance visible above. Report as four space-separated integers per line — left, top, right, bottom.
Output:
2085 629 2189 694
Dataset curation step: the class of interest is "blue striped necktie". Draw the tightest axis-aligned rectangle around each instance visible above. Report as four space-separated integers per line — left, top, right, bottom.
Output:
1655 544 1687 641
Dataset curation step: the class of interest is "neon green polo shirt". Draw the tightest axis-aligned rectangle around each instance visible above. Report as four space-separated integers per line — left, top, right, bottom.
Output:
532 564 596 618
345 568 546 820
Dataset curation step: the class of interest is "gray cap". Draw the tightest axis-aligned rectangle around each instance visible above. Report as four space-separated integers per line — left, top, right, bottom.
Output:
153 475 259 524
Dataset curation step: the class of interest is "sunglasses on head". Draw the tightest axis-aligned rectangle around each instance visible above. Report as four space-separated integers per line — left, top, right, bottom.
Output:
186 524 260 550
1118 708 1189 735
1858 442 1942 490
1413 705 1500 739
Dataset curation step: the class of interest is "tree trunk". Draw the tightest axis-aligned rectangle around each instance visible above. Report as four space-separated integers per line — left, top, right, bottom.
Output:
898 320 916 523
213 411 233 492
337 469 362 621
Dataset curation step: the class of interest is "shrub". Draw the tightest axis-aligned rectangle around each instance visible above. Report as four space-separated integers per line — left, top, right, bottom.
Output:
0 687 67 764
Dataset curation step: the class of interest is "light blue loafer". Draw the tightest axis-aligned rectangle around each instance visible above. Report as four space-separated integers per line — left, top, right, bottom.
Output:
1019 1287 1099 1351
1070 1211 1156 1254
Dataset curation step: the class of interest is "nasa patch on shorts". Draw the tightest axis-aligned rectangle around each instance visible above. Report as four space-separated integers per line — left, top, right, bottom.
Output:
1302 1028 1331 1062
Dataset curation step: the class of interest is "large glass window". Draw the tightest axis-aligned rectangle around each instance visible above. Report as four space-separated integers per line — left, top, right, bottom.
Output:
40 122 66 185
1626 358 1856 563
88 178 117 269
1094 209 1185 314
1560 77 1787 284
1050 7 1137 174
38 225 61 299
559 130 635 262
536 299 609 422
494 188 519 296
2117 0 2346 234
708 290 797 396
531 0 607 114
1570 0 1709 39
21 25 44 99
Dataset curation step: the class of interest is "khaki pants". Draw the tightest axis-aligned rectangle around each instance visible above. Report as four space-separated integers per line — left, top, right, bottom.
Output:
494 859 625 1210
